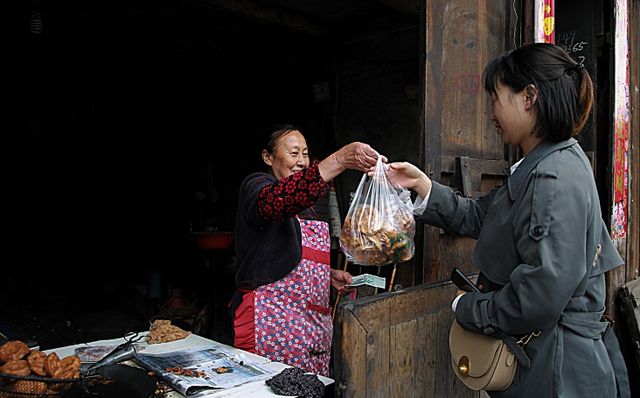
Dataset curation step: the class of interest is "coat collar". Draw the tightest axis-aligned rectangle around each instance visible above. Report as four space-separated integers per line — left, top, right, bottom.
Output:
507 138 577 200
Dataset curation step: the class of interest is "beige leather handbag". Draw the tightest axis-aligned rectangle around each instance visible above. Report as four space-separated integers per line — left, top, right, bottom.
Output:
448 321 538 391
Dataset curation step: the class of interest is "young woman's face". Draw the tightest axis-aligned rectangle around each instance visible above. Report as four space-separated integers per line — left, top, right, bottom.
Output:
490 82 540 154
262 130 309 179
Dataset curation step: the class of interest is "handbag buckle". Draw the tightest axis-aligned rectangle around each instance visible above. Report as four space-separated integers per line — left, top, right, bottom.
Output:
457 356 470 376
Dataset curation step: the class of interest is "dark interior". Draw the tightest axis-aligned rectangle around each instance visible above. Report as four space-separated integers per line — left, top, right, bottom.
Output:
3 0 418 349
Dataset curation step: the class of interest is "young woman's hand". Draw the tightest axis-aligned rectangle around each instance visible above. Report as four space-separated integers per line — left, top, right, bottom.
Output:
381 162 432 197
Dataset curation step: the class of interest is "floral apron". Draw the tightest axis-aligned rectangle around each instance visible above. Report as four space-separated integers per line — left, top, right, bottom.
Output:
236 218 333 376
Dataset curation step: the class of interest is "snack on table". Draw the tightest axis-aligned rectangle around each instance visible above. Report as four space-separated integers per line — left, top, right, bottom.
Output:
0 340 82 380
44 352 61 378
165 367 207 378
0 341 29 363
55 355 81 379
340 203 415 266
0 341 82 396
0 360 31 377
26 350 46 376
147 319 191 344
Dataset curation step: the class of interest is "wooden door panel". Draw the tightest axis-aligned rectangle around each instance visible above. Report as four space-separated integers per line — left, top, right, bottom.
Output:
440 0 508 161
334 282 479 397
423 0 511 283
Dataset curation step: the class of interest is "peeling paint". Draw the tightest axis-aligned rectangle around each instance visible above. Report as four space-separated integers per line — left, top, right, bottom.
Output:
612 0 630 240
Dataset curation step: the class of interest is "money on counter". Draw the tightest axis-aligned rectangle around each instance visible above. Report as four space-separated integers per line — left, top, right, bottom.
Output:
346 273 386 289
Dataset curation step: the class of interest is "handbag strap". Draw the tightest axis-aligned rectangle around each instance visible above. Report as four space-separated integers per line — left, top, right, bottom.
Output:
516 330 541 346
497 330 540 368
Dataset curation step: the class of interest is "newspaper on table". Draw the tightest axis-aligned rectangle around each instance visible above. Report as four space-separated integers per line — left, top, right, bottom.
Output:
74 345 120 363
135 347 278 397
346 273 386 289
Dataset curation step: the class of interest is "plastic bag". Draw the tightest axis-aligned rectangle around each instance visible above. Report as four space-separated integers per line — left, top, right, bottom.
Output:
339 157 416 265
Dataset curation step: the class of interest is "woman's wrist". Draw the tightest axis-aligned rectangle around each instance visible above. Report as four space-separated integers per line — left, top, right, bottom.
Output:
318 153 345 182
414 175 432 198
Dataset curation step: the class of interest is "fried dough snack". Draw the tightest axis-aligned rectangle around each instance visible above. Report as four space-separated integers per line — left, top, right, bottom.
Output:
0 360 31 377
0 340 82 397
147 319 190 344
55 355 81 379
0 341 29 362
27 350 46 376
44 352 61 378
340 204 415 265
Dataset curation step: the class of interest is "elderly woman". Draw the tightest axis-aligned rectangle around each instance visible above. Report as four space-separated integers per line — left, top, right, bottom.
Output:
231 124 381 376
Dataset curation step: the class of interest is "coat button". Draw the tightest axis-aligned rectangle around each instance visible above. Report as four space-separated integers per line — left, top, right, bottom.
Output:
533 225 544 236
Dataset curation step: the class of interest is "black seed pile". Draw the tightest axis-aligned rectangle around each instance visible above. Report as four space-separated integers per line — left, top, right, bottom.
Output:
265 367 325 398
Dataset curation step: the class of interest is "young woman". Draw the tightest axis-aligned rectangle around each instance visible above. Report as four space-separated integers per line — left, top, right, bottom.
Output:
386 44 630 397
232 124 381 376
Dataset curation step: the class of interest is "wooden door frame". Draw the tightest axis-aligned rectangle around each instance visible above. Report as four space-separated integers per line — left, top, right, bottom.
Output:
627 0 640 282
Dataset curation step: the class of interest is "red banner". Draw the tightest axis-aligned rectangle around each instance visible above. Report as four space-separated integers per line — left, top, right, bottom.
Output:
543 0 555 43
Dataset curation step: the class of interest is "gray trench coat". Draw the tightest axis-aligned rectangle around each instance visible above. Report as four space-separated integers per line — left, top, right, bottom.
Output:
419 139 630 397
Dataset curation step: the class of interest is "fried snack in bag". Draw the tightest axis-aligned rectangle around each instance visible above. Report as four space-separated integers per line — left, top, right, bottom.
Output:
339 157 416 265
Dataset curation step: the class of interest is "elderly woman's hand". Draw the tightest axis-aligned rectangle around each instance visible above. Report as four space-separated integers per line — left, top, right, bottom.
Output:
318 142 385 182
330 269 355 296
334 142 385 172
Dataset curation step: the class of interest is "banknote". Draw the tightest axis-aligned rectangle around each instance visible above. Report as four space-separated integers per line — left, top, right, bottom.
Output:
346 273 386 289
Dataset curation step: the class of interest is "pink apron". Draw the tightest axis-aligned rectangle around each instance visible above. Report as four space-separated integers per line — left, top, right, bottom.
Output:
252 218 333 376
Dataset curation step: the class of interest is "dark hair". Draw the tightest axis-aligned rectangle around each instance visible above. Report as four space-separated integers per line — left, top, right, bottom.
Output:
263 124 300 154
483 43 594 142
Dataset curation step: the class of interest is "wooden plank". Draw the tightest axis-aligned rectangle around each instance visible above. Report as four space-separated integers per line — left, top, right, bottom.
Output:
440 0 485 160
421 314 438 395
415 0 428 286
351 298 390 398
390 319 417 397
334 303 367 398
628 0 640 282
414 315 430 396
366 332 390 398
441 156 508 175
438 0 508 161
389 283 456 395
351 280 458 316
358 321 388 398
436 237 476 281
433 310 452 396
606 264 627 322
424 0 444 182
422 226 442 283
422 0 443 285
522 0 536 44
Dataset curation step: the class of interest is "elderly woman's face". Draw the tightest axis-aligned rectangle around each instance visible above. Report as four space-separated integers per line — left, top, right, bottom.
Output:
262 130 309 179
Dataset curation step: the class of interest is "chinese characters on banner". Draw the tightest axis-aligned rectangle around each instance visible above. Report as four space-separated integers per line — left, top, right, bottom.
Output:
535 0 555 43
543 0 555 43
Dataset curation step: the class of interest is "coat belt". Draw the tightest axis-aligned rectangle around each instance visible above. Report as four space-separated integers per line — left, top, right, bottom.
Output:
559 310 608 339
559 310 630 397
